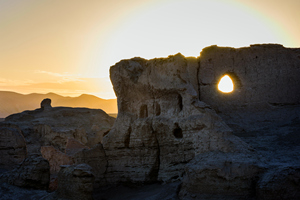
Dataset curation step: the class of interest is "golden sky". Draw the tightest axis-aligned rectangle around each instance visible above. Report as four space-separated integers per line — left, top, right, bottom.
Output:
1 0 299 99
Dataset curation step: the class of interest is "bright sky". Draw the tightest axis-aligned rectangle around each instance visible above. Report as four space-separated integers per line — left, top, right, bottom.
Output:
1 0 299 99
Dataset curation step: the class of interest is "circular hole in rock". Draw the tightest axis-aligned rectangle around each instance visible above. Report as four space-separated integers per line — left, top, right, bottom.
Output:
218 75 234 93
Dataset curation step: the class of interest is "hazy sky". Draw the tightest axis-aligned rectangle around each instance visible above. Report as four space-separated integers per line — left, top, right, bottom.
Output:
1 0 299 99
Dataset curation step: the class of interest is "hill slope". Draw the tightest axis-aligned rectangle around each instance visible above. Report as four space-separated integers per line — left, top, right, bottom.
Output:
0 91 117 118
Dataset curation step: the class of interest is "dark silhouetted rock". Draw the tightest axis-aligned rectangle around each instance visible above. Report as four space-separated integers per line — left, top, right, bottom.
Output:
41 98 52 111
0 127 27 169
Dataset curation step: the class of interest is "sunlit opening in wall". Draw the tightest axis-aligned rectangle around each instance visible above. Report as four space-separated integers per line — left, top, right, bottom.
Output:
218 75 234 93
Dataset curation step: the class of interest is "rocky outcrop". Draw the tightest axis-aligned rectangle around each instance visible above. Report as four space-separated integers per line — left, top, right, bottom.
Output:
45 164 95 200
1 99 115 154
103 53 251 184
0 154 50 190
0 127 27 169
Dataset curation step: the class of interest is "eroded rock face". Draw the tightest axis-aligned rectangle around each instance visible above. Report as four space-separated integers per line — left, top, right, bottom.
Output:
74 144 107 187
199 44 300 132
0 154 50 190
1 102 115 154
51 164 95 200
0 127 27 169
41 146 74 174
179 151 265 199
103 54 251 184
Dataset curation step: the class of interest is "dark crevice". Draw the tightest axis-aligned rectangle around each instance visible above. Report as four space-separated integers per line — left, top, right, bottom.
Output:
146 124 160 182
197 60 201 100
269 102 299 107
139 104 148 118
155 102 161 116
124 126 131 148
178 94 183 111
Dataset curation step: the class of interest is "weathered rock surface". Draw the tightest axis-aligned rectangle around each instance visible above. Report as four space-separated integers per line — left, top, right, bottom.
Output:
103 53 252 184
45 164 95 200
65 137 89 156
41 146 74 174
256 166 300 200
74 144 107 186
0 127 27 169
179 151 265 199
199 44 300 133
1 99 115 154
0 154 50 190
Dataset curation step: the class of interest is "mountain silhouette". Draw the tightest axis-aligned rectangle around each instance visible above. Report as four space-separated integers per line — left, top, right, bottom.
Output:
0 91 117 118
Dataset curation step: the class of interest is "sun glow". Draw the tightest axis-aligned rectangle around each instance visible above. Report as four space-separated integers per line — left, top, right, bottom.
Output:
218 75 234 93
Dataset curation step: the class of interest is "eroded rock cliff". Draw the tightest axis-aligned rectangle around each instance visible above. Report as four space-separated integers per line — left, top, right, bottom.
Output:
103 53 252 184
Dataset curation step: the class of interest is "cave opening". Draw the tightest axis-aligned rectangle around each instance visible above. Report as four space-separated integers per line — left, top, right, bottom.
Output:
173 123 183 139
139 104 148 118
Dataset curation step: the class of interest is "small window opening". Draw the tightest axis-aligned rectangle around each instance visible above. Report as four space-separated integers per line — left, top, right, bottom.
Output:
173 123 183 139
178 94 183 111
155 102 161 116
139 104 148 118
218 75 234 93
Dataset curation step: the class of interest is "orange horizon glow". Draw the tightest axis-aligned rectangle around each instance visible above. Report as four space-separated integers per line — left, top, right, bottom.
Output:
1 0 299 99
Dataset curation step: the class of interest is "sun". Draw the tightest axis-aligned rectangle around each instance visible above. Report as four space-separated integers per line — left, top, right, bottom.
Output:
218 75 234 93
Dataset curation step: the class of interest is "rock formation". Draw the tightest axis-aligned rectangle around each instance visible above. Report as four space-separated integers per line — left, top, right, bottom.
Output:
199 44 300 132
102 44 300 198
103 53 252 184
0 127 27 169
41 98 52 111
0 44 299 200
1 99 115 154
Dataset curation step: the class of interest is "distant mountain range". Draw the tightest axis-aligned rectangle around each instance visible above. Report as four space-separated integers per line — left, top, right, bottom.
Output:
0 91 117 118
